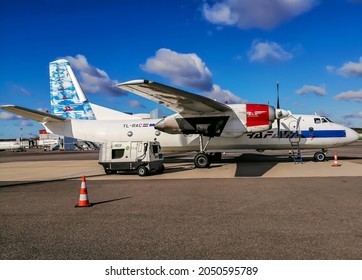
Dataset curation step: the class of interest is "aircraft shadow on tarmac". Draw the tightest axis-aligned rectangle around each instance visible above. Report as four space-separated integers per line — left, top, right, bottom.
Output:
163 153 287 177
166 152 362 177
228 154 285 177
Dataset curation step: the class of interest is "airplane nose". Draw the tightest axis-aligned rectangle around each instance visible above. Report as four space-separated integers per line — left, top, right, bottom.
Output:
346 128 359 144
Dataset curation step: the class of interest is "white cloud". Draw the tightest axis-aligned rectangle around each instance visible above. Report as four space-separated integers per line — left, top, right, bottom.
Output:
0 112 30 121
316 110 331 117
326 65 335 73
128 100 146 109
248 41 293 63
334 89 362 102
202 0 318 30
206 84 246 104
0 114 34 127
1 109 50 123
0 112 16 120
202 2 239 26
296 85 327 96
17 120 33 127
337 56 362 78
64 54 124 96
344 112 362 118
141 48 213 91
142 48 246 104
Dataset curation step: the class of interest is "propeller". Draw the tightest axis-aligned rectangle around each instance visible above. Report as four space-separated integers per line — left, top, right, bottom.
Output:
275 81 291 139
277 81 280 109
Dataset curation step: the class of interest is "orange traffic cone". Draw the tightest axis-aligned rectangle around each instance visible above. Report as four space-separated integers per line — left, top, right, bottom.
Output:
75 176 92 207
331 153 342 167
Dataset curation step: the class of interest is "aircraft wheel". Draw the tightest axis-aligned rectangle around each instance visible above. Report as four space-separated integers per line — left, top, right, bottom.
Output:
194 153 211 168
314 152 326 162
137 165 148 176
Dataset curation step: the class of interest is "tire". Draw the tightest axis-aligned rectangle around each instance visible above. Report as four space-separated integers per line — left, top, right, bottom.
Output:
157 164 165 174
105 169 116 175
194 153 211 168
314 152 326 162
137 165 148 176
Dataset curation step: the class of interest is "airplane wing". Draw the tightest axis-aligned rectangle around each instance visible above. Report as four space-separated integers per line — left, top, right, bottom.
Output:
116 80 231 115
0 105 65 123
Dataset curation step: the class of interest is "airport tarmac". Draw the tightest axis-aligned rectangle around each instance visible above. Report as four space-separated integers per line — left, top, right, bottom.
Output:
1 142 362 259
0 142 362 182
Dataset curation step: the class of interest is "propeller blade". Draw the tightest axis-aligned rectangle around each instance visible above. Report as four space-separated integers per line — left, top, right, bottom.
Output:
276 81 280 138
276 81 280 109
277 119 280 138
281 122 289 131
296 116 302 134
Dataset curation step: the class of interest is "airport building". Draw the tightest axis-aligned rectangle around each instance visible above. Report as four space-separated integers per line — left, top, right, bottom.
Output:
0 129 99 151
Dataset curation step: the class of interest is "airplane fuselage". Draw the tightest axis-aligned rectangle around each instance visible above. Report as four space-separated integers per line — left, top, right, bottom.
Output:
0 141 23 151
44 113 358 152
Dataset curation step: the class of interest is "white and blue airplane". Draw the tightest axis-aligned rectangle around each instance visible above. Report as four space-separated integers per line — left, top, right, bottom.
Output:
0 59 358 167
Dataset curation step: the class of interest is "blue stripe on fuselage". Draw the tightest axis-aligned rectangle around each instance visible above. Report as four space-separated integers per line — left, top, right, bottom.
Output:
301 130 346 138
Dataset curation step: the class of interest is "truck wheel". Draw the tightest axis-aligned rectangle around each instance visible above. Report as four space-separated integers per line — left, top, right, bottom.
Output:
137 165 148 176
157 164 165 174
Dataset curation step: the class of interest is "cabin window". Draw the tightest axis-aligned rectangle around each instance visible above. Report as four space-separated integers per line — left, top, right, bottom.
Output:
314 118 321 124
321 118 328 123
112 149 125 159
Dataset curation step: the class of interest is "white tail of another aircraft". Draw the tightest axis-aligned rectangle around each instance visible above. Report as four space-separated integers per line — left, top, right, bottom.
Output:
49 59 139 120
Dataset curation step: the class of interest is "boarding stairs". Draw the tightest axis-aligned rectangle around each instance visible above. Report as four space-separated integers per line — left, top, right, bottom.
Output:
289 133 303 164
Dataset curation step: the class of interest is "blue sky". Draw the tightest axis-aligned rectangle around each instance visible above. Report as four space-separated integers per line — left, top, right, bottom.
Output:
1 0 362 139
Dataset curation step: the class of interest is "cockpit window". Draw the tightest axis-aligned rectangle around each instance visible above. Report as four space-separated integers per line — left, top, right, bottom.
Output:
315 116 334 124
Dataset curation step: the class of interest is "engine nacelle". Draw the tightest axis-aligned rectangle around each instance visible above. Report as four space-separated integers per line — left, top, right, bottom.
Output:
245 104 275 133
155 115 182 134
155 104 288 137
155 114 230 137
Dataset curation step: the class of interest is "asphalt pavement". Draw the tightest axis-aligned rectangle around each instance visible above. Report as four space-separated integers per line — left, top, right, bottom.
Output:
1 143 362 260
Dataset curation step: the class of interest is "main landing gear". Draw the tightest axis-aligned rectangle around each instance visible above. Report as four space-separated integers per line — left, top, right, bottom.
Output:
194 135 213 168
314 149 327 162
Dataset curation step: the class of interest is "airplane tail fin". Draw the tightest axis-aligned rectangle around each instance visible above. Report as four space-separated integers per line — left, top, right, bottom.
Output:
49 59 140 120
49 59 96 120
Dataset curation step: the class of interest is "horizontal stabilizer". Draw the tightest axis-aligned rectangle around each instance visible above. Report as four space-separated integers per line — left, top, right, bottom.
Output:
89 103 141 120
0 105 65 123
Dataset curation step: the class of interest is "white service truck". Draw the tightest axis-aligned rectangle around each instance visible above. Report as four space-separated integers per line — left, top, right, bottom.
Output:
98 141 164 176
